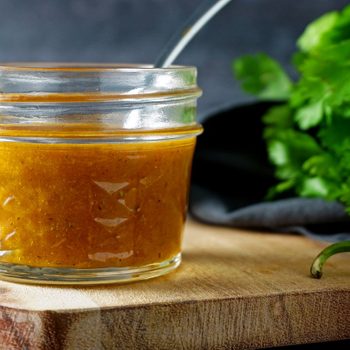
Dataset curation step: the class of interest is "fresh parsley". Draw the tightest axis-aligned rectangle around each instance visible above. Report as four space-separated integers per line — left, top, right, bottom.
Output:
233 4 350 213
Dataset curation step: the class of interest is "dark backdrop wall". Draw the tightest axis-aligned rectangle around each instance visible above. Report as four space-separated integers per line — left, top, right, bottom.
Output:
0 0 348 120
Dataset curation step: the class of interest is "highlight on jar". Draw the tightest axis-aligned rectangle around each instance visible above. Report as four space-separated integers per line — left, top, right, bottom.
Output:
0 63 202 284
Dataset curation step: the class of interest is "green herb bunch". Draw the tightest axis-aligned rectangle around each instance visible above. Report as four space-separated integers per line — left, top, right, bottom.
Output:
233 5 350 212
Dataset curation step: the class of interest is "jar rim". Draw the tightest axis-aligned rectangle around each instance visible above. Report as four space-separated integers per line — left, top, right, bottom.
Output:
0 62 201 103
0 62 196 72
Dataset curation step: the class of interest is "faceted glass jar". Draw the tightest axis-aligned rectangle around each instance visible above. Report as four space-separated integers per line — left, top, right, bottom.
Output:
0 63 202 284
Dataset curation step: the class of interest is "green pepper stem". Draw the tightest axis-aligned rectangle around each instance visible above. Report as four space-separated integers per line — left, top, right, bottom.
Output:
310 241 350 279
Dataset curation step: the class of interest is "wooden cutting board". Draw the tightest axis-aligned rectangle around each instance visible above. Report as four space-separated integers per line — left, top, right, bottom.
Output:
0 220 349 350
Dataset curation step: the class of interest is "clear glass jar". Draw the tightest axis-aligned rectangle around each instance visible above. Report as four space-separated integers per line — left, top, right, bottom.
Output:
0 63 202 284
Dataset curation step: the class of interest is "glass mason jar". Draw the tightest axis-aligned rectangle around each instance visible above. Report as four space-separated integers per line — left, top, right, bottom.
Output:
0 63 202 284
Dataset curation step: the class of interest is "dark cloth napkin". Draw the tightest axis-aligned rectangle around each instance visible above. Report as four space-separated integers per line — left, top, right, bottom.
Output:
190 103 350 242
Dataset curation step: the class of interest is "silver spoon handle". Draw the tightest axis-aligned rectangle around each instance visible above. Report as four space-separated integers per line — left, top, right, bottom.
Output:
154 0 232 68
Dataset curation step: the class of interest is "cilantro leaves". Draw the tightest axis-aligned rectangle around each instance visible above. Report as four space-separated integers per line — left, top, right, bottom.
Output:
233 4 350 212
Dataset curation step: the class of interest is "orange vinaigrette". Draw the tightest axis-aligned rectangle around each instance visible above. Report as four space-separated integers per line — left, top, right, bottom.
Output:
0 136 195 269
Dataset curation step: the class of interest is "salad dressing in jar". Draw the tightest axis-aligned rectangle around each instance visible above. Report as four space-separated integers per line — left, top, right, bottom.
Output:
0 63 202 284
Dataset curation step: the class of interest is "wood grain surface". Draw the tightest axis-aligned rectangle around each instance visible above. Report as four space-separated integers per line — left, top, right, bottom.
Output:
0 220 349 350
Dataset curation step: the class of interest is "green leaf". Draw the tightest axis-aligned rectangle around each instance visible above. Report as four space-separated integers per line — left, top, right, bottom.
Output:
290 77 327 109
263 105 292 127
266 130 320 160
266 179 295 199
298 177 338 199
266 130 321 182
294 100 323 129
319 5 350 46
303 154 340 180
233 54 292 100
263 105 293 139
318 117 350 153
268 140 288 166
297 11 338 52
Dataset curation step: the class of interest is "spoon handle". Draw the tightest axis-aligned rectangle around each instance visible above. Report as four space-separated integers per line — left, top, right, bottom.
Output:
154 0 232 68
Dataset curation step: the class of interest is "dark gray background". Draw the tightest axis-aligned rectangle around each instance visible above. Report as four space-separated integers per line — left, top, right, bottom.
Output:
0 0 348 120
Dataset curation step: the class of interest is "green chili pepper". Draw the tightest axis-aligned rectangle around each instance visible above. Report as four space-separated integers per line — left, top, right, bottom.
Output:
310 241 350 279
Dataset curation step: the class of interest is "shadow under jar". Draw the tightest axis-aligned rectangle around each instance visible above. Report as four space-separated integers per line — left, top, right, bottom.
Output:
0 63 202 284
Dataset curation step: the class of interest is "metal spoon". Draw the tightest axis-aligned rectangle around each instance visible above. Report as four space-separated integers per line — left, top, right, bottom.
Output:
154 0 233 68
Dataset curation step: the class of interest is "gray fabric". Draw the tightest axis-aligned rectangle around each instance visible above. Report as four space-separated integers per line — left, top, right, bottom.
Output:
190 185 350 242
191 186 350 242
